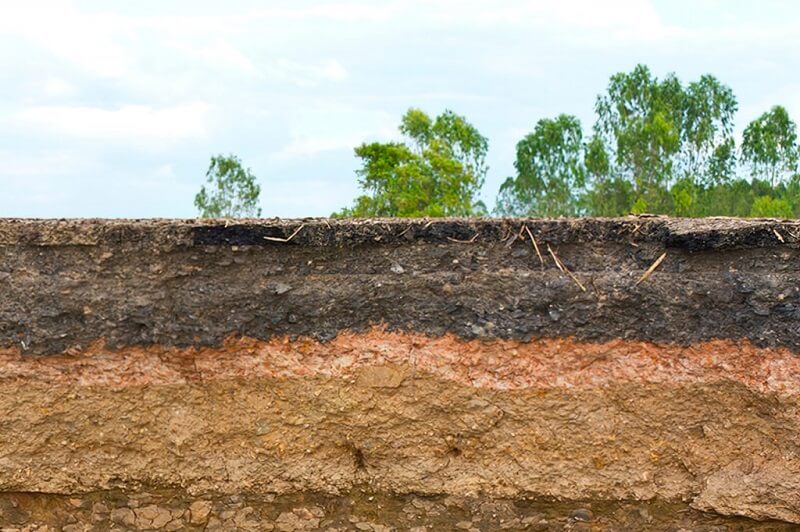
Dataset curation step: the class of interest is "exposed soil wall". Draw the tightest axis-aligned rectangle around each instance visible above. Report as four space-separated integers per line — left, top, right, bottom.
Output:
1 216 799 530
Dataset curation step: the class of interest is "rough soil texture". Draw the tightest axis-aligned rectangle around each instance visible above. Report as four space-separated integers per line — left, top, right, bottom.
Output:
2 217 800 530
2 217 800 353
2 491 797 532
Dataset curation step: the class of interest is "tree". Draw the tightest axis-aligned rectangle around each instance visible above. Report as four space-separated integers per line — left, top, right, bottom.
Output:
742 106 799 187
483 64 800 219
782 175 800 217
337 108 488 217
593 64 684 213
194 155 262 218
589 65 739 216
680 75 737 186
582 134 636 216
496 114 586 217
706 138 737 187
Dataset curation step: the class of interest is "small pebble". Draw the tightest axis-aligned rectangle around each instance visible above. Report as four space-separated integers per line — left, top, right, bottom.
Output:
570 508 593 521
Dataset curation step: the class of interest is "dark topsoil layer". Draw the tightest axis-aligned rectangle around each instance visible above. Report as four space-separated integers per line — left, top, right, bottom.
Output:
1 216 799 354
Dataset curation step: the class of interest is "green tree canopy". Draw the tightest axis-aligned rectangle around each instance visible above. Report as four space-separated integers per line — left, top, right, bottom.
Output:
334 64 799 220
680 75 738 185
496 114 586 217
194 155 262 218
742 106 799 186
593 64 683 213
496 65 742 218
336 108 488 217
591 65 738 214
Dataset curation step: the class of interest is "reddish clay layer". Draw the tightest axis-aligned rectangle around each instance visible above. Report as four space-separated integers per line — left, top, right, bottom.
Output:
2 328 798 395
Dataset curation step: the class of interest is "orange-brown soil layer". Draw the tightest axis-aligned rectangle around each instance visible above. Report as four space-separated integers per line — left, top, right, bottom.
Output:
1 329 799 394
2 331 800 524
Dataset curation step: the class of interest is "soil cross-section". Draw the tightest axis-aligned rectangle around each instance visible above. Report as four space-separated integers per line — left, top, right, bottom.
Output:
1 216 799 529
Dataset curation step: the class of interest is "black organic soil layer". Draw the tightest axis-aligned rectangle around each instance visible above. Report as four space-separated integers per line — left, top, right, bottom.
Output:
1 217 799 354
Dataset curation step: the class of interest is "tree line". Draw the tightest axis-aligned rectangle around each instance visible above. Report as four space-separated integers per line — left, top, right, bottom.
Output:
196 64 800 219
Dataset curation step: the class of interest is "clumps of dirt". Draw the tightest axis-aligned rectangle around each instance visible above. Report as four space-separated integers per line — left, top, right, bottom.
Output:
3 217 800 354
1 359 799 522
1 490 795 531
3 217 800 527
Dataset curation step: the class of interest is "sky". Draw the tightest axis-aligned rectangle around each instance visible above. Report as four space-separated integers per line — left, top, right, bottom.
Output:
2 0 800 218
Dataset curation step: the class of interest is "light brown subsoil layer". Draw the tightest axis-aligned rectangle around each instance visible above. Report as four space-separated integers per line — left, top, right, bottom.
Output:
2 332 800 527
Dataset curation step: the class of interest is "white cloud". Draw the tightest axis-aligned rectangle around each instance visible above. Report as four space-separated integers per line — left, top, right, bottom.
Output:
253 3 398 23
16 102 211 145
421 0 662 30
319 60 348 82
0 149 93 177
196 40 257 73
154 163 176 179
254 0 660 33
270 105 397 161
1 3 131 78
286 0 668 44
41 77 77 97
0 149 102 211
265 59 349 86
271 135 362 161
265 176 361 215
271 124 397 161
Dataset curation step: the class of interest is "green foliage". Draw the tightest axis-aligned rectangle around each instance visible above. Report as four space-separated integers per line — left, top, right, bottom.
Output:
494 63 799 219
670 177 698 217
496 115 586 217
750 196 793 218
707 138 737 186
593 64 683 213
582 177 635 217
590 65 738 215
742 106 799 186
194 155 262 218
334 64 799 219
336 109 488 217
681 75 738 185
